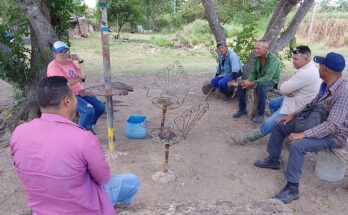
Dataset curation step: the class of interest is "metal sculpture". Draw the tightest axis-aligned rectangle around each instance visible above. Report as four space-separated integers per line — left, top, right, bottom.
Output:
146 62 209 182
145 62 188 179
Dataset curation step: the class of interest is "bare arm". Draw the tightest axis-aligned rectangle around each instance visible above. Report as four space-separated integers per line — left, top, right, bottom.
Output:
70 54 86 80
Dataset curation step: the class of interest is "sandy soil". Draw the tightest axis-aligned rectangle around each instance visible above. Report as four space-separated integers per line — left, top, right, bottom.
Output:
0 74 347 215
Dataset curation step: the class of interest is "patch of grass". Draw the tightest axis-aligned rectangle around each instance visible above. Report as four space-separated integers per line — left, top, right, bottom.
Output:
344 35 348 46
153 37 173 47
70 32 216 76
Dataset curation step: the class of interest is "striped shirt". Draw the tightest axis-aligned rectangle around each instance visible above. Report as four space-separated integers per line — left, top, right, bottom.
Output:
300 77 348 147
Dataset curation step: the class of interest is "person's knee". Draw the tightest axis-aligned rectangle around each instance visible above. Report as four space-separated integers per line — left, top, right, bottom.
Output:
256 83 267 93
218 80 227 90
95 102 106 116
289 141 305 154
84 106 95 118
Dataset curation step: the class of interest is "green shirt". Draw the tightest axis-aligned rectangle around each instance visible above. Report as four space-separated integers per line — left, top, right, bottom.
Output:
248 51 280 84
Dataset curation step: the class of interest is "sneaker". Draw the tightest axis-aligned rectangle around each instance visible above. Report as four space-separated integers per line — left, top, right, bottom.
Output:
252 115 264 123
232 110 248 118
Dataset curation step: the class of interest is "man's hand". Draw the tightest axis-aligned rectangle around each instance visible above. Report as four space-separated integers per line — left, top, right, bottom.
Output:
288 132 305 141
227 80 238 88
241 80 255 89
276 113 296 124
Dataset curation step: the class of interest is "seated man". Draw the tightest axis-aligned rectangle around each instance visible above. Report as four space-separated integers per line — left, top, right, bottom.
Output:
47 41 105 131
254 52 347 204
11 77 140 214
210 40 242 99
231 46 321 144
233 40 280 123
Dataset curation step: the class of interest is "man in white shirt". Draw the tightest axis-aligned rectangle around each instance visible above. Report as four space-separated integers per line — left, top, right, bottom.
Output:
231 46 322 144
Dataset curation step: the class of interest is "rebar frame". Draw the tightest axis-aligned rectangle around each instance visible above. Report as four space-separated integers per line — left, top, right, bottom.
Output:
145 61 188 173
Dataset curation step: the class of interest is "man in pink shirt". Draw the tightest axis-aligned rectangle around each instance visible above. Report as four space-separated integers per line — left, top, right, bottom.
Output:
47 41 105 132
11 76 140 215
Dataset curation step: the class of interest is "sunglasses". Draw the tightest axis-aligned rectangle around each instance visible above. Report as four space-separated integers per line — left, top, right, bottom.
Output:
292 48 309 56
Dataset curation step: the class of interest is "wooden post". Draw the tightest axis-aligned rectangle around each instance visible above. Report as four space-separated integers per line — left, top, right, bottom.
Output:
99 1 115 151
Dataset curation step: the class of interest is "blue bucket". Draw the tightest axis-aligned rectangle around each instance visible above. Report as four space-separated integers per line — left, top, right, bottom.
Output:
125 116 147 139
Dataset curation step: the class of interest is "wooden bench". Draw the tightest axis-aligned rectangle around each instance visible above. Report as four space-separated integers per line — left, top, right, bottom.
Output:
250 88 281 118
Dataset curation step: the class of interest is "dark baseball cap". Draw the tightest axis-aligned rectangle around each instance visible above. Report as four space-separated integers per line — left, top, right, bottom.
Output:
313 52 346 73
217 40 226 47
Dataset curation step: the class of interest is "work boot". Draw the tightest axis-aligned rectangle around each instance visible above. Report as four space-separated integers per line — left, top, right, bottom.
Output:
273 182 299 204
230 128 264 145
232 110 248 118
254 156 280 170
252 115 264 123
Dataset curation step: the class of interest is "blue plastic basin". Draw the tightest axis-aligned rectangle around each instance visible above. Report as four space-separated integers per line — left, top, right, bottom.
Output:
125 116 147 139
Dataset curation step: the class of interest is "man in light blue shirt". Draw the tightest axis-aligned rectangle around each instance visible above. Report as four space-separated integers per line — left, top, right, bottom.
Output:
210 41 242 99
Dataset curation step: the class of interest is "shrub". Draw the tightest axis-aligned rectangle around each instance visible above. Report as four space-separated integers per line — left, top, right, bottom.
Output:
154 37 173 47
191 19 211 35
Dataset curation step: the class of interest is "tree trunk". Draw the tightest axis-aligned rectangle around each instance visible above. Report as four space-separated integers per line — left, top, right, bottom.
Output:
16 0 58 61
272 0 314 53
201 0 225 43
10 0 58 124
262 0 299 50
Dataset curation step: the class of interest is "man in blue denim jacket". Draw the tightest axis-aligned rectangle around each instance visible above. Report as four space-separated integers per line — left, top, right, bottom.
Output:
210 41 242 99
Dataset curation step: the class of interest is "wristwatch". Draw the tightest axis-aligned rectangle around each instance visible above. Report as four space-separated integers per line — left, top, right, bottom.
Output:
78 59 84 64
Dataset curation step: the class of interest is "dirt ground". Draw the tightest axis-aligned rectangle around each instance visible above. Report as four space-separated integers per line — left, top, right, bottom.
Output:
0 74 348 215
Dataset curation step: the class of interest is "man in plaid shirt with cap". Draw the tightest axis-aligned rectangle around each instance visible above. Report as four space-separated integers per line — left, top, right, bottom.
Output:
253 52 347 204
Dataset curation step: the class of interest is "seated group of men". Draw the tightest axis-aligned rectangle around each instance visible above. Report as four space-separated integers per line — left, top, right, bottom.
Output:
9 39 347 214
214 40 347 204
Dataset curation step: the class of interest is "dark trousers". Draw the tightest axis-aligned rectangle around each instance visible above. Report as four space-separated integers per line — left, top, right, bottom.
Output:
237 81 275 116
266 120 339 183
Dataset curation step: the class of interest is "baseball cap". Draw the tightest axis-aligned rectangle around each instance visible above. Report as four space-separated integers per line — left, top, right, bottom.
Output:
313 52 346 73
52 41 69 53
217 40 226 47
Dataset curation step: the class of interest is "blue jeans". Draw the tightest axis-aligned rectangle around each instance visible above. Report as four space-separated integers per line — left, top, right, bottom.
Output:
237 81 276 116
211 75 233 92
102 174 140 205
76 96 105 129
260 96 286 136
266 120 339 183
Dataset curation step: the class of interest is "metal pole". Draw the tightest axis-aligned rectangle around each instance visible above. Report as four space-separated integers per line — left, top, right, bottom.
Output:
99 1 115 151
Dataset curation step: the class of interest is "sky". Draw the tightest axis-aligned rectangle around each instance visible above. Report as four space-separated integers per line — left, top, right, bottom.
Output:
84 0 96 8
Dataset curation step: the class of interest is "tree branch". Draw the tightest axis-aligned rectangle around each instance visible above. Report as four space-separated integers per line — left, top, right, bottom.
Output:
263 0 299 49
272 0 315 53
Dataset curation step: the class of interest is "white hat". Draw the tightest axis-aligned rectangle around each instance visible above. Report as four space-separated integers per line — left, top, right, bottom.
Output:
52 41 69 53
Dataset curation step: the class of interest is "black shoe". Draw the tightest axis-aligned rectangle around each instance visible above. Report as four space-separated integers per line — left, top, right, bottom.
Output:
254 156 280 170
232 110 248 118
273 183 299 204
